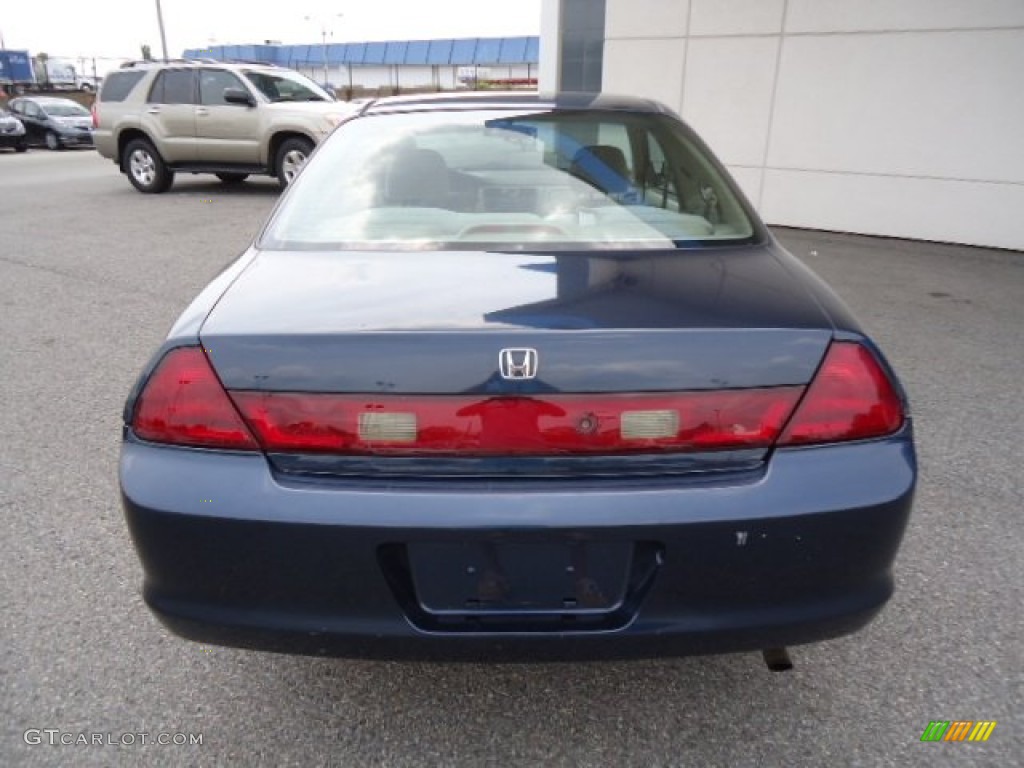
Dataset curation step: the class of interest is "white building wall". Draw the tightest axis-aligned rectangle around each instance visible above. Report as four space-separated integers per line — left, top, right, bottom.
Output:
539 0 563 91
598 0 1024 250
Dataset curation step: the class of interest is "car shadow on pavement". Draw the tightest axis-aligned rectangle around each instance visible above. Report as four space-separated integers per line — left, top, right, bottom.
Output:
161 179 282 197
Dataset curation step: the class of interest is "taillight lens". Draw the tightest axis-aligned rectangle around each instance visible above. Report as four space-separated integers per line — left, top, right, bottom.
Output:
779 342 904 446
132 347 258 450
230 388 803 456
91 104 98 129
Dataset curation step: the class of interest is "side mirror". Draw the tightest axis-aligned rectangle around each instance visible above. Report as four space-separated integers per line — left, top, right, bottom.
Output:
223 88 255 107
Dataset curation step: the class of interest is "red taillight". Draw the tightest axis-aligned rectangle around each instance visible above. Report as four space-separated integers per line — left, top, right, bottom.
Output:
230 388 804 456
779 342 904 446
91 104 98 129
132 347 258 450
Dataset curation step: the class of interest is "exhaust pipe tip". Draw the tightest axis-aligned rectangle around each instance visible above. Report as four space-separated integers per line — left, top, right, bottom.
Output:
762 647 793 672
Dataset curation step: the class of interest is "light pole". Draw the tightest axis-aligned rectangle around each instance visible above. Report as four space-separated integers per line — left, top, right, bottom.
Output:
304 13 342 89
155 0 170 61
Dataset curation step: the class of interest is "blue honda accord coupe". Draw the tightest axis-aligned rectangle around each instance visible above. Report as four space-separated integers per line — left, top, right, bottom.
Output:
120 93 915 668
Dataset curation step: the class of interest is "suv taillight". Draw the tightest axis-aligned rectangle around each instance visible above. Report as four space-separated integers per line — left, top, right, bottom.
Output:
778 342 904 446
91 104 98 129
131 347 258 450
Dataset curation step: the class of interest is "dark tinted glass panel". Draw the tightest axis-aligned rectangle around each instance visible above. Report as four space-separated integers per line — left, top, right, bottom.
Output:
100 71 145 102
149 69 196 104
560 0 605 92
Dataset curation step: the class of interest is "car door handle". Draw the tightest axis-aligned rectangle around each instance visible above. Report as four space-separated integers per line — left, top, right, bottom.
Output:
146 107 161 114
195 108 209 117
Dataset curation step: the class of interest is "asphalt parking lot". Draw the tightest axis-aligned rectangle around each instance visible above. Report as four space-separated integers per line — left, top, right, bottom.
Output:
2 149 1021 767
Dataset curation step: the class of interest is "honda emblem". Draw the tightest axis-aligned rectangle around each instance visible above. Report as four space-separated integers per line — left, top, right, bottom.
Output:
498 348 539 380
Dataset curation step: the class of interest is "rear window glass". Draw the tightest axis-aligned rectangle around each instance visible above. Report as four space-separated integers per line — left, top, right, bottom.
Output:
148 69 196 105
100 71 145 102
261 109 756 252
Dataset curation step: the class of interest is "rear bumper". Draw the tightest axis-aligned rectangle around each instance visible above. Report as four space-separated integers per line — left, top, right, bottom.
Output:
93 129 115 160
120 432 915 661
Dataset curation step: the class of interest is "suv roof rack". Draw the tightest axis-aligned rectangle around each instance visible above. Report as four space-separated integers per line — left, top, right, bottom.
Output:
118 58 280 70
119 58 216 69
225 60 281 67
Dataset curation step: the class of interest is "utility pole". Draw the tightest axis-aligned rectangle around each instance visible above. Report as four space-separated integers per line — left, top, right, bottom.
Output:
321 27 329 88
155 0 169 61
305 14 342 90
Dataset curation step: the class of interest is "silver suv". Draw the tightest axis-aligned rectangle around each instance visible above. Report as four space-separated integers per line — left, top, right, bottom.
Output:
93 60 356 193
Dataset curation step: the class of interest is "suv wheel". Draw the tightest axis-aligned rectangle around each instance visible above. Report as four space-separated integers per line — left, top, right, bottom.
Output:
215 173 249 184
275 137 314 188
124 139 174 194
45 131 63 151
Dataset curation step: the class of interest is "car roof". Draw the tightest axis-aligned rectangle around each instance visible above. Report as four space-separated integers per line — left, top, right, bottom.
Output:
20 96 81 105
360 91 675 117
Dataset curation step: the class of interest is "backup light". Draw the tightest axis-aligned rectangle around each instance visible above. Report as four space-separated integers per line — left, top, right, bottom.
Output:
358 412 418 442
621 410 679 440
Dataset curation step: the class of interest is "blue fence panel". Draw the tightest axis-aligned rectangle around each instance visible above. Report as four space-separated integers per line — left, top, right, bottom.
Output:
363 42 387 64
252 45 275 63
307 44 329 66
180 36 537 68
344 43 366 64
498 37 529 64
405 40 430 65
525 37 540 63
383 41 408 64
474 38 502 64
451 38 478 64
426 39 454 65
292 45 313 65
326 44 347 65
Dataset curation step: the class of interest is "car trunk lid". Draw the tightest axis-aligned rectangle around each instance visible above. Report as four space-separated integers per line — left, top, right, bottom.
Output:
198 247 834 476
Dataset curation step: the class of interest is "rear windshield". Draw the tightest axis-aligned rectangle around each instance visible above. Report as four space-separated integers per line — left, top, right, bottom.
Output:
260 109 757 251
